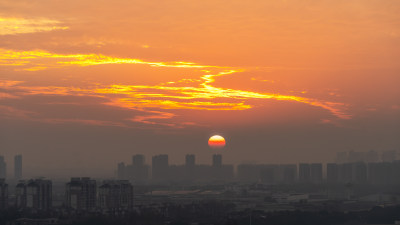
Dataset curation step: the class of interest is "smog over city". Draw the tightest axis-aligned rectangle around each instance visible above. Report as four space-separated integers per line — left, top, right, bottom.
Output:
0 1 399 225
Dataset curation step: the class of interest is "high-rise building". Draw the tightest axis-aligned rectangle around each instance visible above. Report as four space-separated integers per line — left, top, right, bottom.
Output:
335 152 348 164
99 180 133 211
129 155 149 183
280 164 297 184
0 179 8 210
298 163 311 183
211 154 223 180
348 151 366 163
365 150 379 163
339 163 353 183
132 154 145 166
0 156 6 179
152 155 169 181
15 181 26 208
368 162 392 185
184 154 196 181
310 163 323 183
260 165 279 184
237 164 261 183
353 162 367 183
16 179 52 210
65 177 97 211
212 154 222 167
327 163 339 183
185 154 195 167
117 162 125 180
14 155 22 180
392 161 400 185
382 150 397 162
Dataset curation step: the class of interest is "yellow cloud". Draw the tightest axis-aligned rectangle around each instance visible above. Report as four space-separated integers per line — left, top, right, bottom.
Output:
0 48 224 70
0 48 351 126
0 17 68 35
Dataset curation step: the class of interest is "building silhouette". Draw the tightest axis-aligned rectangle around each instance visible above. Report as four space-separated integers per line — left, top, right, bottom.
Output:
382 150 397 162
117 162 125 180
14 155 22 180
339 163 353 183
298 163 311 183
132 154 145 166
16 179 52 210
184 154 195 181
327 163 339 183
0 156 6 179
15 181 26 208
212 154 222 167
185 154 195 167
99 180 133 211
353 162 367 183
0 179 8 210
310 163 323 184
65 177 97 211
260 165 279 184
237 164 261 183
280 164 297 184
152 155 169 182
129 154 149 183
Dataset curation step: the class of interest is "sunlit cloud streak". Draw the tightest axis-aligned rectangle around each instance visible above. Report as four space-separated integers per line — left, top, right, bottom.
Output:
0 48 224 71
0 48 351 127
0 17 68 35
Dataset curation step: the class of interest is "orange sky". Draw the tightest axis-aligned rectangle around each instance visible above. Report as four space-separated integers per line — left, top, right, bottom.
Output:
0 0 399 177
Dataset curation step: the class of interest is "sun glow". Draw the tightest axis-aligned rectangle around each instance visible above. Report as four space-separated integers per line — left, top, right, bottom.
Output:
208 135 226 149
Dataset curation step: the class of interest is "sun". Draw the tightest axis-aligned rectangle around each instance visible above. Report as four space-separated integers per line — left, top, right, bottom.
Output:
208 135 226 149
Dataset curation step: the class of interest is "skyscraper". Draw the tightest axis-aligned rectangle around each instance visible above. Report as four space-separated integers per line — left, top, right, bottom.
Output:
260 165 279 184
0 179 8 210
298 163 311 183
327 163 339 183
0 156 6 179
353 162 367 184
14 155 22 180
310 163 323 183
16 179 52 210
185 154 196 181
129 154 149 183
117 162 125 180
15 181 26 208
132 154 145 166
280 164 297 184
98 180 133 211
65 177 97 211
152 155 169 181
185 154 195 167
212 154 222 167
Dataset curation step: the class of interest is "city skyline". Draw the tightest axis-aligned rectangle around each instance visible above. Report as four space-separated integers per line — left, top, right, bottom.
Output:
1 1 399 224
0 149 399 179
1 1 399 178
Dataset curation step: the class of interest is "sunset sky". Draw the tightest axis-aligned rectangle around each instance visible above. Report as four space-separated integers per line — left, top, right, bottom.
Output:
1 0 399 177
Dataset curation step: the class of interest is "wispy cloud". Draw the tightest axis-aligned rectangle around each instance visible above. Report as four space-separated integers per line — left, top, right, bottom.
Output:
0 48 351 127
0 17 68 35
0 48 223 71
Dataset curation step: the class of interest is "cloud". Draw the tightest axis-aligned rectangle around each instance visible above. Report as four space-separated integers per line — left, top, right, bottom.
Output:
0 48 352 127
0 17 68 35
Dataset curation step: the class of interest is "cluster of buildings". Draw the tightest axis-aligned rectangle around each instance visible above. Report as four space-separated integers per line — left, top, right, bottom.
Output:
335 150 399 164
0 155 22 180
237 161 400 185
117 152 400 185
0 178 133 212
117 154 234 183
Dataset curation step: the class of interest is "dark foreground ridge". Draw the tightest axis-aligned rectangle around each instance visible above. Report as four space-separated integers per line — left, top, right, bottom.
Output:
1 202 400 225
